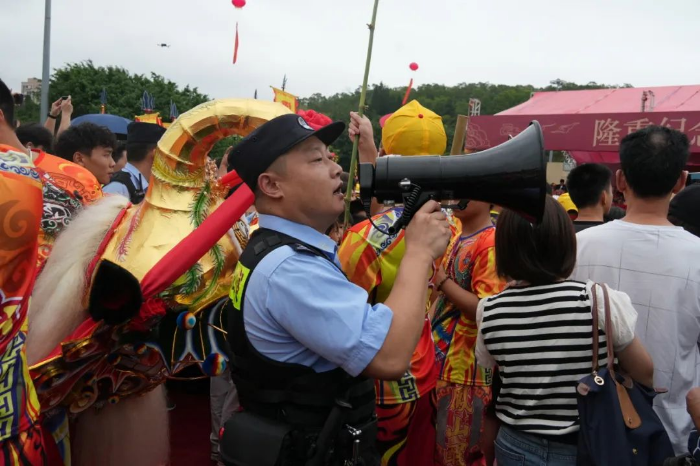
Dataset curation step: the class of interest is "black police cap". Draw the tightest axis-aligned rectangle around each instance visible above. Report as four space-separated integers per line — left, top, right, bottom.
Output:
127 122 166 145
228 114 345 190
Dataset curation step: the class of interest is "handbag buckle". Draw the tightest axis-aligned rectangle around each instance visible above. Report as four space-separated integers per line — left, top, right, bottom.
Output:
593 371 605 386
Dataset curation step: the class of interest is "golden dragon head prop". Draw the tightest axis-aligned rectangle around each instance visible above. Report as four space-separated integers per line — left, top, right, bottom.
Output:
30 99 292 415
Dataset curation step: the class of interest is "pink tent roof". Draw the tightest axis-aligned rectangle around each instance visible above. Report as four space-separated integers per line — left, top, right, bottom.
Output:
465 85 700 170
499 85 700 115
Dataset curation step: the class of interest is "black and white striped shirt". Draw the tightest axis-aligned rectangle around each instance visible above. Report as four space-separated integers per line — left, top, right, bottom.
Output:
476 281 609 436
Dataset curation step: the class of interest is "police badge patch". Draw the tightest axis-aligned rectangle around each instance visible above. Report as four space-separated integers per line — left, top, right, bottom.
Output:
298 117 313 131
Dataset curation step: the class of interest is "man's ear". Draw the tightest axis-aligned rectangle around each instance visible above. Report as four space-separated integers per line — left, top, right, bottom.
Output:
257 172 284 200
616 169 627 194
673 170 689 194
73 151 86 166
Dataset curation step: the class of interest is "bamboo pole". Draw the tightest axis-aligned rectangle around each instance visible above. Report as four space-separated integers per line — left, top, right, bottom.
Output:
343 0 380 229
450 115 469 155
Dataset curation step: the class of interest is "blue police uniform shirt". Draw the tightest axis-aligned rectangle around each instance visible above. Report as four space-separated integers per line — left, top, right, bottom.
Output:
244 214 394 376
103 163 148 198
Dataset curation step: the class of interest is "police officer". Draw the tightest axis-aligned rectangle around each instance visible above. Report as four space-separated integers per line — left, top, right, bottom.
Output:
103 122 165 203
221 114 450 466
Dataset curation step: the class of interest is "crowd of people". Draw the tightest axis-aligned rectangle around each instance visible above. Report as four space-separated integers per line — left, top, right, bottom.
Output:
2 72 700 466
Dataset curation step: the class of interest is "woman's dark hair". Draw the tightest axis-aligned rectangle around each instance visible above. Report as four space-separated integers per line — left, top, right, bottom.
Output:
496 196 576 285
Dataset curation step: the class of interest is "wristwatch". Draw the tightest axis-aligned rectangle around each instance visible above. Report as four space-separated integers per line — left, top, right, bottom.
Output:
47 113 58 119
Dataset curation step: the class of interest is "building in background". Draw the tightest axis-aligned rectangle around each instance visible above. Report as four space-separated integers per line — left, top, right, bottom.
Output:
21 78 42 102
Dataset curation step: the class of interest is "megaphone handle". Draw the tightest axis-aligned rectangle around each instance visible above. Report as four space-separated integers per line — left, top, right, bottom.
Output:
387 187 433 235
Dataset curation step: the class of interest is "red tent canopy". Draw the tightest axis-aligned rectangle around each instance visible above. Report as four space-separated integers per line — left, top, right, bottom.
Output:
466 85 700 171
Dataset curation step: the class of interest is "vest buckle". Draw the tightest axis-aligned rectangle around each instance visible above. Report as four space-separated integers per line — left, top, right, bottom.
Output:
343 425 362 466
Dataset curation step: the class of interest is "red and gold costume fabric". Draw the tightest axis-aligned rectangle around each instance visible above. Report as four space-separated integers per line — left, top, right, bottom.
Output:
435 381 492 466
339 207 438 404
32 151 101 270
431 226 505 386
0 145 46 464
375 389 437 466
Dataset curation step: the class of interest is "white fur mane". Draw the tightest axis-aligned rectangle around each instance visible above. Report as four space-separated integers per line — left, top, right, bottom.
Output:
27 195 129 365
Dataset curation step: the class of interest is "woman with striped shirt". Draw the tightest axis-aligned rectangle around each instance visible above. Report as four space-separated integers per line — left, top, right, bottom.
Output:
475 196 654 465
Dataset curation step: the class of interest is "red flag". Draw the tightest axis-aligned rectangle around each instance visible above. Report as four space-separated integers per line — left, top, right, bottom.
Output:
233 22 239 64
402 78 414 105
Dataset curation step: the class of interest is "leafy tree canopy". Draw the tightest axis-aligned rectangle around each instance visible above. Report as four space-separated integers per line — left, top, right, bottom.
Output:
14 65 631 168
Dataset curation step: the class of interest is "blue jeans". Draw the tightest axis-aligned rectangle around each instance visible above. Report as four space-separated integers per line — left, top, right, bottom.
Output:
495 425 577 466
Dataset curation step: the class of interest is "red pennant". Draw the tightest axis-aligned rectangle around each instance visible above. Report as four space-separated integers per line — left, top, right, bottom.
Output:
233 22 239 64
402 78 414 106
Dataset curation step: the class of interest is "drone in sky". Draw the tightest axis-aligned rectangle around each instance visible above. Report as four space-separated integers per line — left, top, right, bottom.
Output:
157 43 171 48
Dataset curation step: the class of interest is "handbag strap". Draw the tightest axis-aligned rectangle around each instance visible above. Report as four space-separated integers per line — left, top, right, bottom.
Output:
591 283 617 376
601 283 616 378
591 284 601 373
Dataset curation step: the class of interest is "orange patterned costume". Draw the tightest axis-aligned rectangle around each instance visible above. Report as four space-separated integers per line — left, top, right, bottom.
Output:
0 145 47 465
431 226 506 466
32 151 102 270
339 207 439 466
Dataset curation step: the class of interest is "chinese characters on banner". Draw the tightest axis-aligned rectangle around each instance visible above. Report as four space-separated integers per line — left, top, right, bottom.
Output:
467 112 700 153
593 117 695 147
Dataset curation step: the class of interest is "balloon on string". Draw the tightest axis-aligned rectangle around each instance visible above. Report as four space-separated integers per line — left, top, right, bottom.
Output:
409 62 419 71
232 0 246 8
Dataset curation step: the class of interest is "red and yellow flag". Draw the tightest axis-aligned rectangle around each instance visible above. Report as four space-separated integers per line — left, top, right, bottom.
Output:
271 87 298 113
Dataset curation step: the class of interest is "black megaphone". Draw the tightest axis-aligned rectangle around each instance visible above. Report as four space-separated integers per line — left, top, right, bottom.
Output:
358 121 547 234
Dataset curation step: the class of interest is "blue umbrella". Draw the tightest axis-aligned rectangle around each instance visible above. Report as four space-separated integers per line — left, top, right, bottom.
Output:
71 114 132 136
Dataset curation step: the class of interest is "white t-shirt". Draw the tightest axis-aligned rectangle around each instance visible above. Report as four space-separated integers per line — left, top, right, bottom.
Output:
573 220 700 454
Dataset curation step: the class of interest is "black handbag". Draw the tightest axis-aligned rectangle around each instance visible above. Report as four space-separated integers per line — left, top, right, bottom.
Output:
576 283 675 466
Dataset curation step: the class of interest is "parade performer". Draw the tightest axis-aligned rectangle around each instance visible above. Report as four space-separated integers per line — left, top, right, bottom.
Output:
339 100 448 466
220 112 450 465
27 99 290 466
0 79 51 465
431 199 507 466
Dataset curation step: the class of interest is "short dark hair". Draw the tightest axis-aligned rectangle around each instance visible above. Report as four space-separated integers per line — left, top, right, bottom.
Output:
619 125 689 198
54 122 116 162
0 78 15 129
496 196 576 285
113 143 127 163
16 123 54 153
126 142 156 163
566 163 612 209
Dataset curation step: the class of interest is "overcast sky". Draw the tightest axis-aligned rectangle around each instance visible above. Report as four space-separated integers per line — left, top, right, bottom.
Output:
4 0 700 102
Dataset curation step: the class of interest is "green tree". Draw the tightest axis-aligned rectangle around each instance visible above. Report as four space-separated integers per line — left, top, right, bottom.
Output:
17 61 209 125
299 79 629 170
14 96 41 126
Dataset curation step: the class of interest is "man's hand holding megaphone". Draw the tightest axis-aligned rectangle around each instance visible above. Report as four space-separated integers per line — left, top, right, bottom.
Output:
404 200 452 263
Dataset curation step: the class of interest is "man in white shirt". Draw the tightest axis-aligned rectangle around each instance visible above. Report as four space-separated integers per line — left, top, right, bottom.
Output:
573 125 700 454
